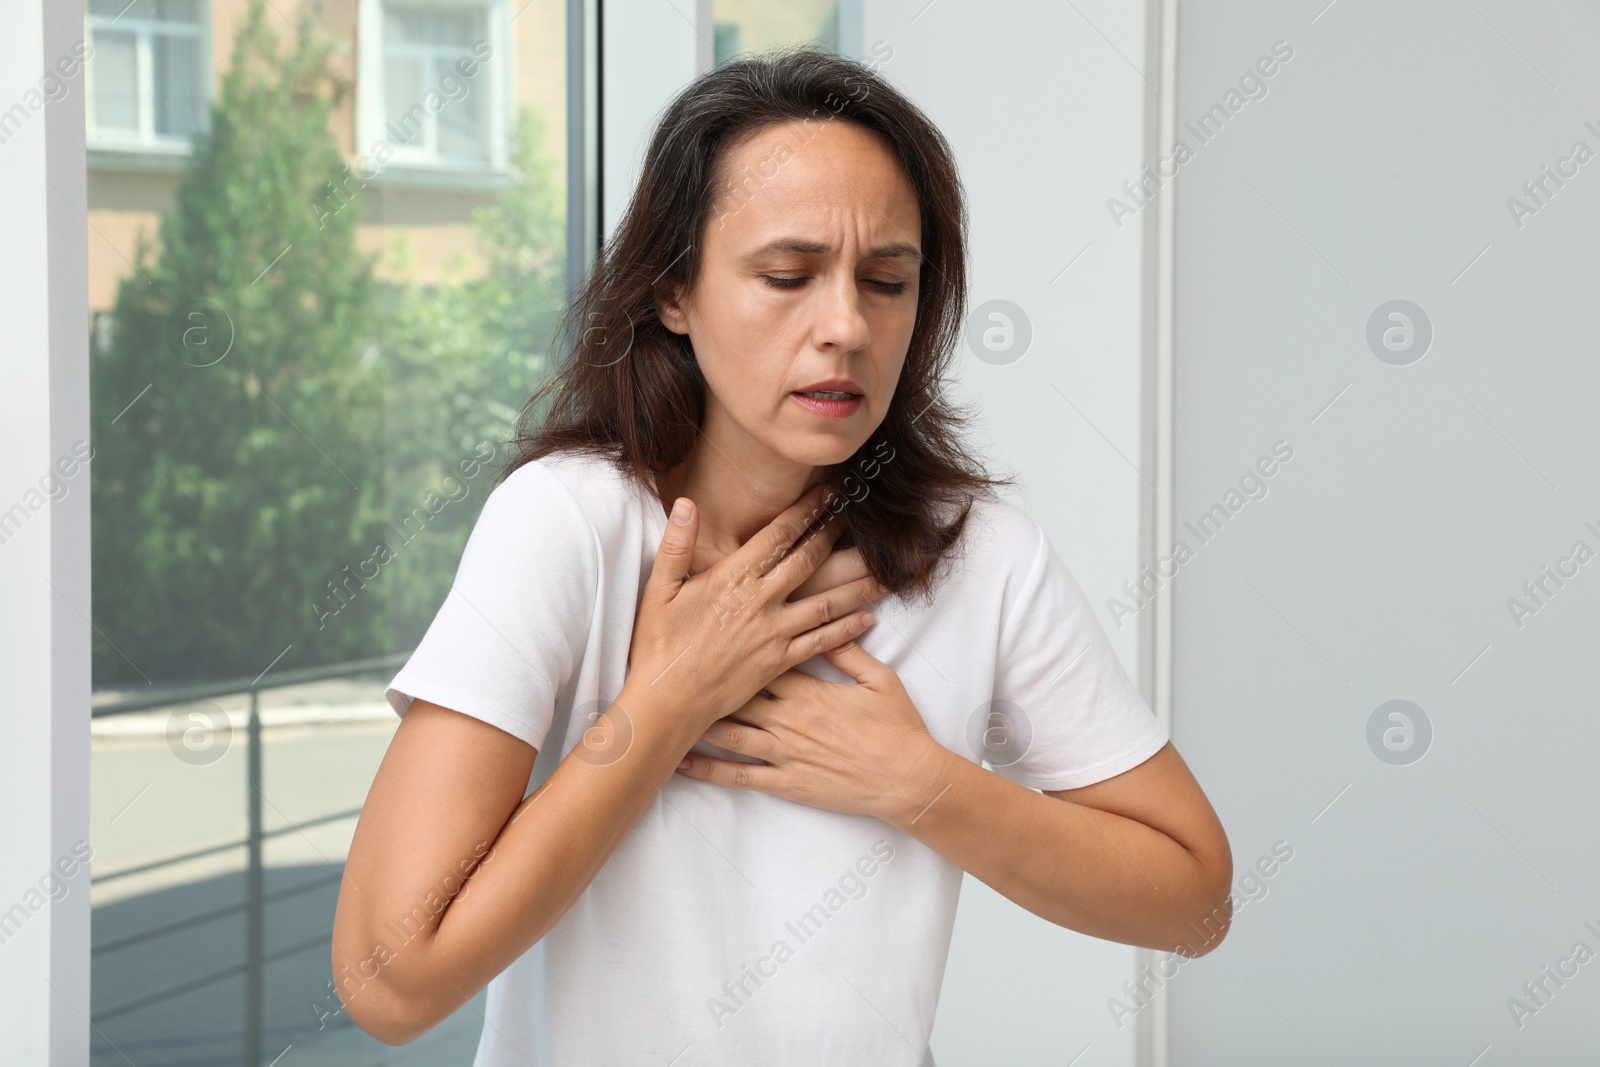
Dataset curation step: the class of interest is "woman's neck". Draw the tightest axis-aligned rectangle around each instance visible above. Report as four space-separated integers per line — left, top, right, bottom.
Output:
655 447 830 573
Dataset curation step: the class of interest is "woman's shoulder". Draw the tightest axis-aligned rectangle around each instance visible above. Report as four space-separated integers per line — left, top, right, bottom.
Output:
899 491 1044 608
953 491 1047 571
491 447 647 538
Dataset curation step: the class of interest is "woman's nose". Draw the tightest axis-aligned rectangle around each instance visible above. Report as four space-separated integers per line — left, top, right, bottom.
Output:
813 271 872 353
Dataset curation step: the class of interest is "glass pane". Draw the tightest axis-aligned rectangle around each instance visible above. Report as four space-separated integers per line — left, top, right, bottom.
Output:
91 31 139 132
435 67 485 160
382 53 426 146
384 3 481 48
86 0 571 1061
383 5 489 159
92 0 202 21
713 21 742 68
712 0 840 66
150 0 201 20
152 33 202 138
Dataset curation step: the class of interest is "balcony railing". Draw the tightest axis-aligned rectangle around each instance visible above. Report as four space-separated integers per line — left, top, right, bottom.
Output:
91 650 412 1066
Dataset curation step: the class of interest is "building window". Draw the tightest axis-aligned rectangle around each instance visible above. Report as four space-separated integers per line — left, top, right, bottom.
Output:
87 0 208 149
378 1 498 165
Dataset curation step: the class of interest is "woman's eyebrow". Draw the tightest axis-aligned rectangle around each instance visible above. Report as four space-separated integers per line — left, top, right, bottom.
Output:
743 237 924 262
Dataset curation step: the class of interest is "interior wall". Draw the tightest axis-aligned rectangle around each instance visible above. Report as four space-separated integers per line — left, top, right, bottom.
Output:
1170 1 1600 1062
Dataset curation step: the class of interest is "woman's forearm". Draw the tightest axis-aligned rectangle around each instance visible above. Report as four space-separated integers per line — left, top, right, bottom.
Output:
880 741 1233 956
337 685 700 1043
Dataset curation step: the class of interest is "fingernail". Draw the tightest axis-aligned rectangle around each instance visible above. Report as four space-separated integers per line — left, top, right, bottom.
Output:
677 757 692 770
671 498 691 525
861 612 876 627
876 581 891 596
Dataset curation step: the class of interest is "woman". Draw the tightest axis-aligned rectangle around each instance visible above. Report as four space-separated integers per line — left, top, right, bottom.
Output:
332 48 1232 1065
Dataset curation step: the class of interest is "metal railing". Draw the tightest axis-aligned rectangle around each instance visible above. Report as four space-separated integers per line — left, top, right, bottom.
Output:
90 650 412 1066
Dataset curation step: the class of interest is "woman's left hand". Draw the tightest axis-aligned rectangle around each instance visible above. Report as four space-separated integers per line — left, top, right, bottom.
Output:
672 639 952 822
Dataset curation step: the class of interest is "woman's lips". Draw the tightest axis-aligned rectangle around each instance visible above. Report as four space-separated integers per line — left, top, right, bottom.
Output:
791 392 863 418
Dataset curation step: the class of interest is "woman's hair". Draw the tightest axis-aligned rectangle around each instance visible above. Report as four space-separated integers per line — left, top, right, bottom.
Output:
503 46 1014 603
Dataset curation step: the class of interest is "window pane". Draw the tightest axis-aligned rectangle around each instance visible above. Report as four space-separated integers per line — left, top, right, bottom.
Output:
383 53 426 146
435 68 485 160
91 31 139 132
385 4 481 48
383 5 489 159
152 33 203 138
712 0 840 66
713 21 743 67
86 0 572 1061
150 0 201 20
92 0 202 21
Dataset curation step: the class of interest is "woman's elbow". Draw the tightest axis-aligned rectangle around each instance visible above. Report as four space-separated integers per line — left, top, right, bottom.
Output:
329 937 436 1046
1174 850 1235 958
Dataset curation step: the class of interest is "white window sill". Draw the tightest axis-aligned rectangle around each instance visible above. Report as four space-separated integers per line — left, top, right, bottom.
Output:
368 159 514 192
86 143 514 193
87 141 194 173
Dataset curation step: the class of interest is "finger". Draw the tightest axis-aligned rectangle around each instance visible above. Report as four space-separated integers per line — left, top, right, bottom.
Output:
645 496 698 602
782 571 888 639
730 482 833 579
752 667 816 703
818 639 885 687
789 545 870 602
676 751 781 793
729 687 779 722
764 502 848 596
784 606 876 665
699 717 778 762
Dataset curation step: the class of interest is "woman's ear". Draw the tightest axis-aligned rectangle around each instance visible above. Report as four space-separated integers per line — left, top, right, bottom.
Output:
655 281 690 336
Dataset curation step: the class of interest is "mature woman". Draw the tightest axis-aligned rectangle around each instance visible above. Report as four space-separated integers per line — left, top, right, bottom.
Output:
332 48 1232 1065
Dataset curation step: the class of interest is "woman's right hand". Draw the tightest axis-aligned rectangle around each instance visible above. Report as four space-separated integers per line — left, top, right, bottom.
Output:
623 482 888 734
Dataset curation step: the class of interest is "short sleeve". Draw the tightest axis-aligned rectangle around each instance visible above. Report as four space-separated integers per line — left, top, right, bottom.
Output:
384 460 600 752
987 516 1169 791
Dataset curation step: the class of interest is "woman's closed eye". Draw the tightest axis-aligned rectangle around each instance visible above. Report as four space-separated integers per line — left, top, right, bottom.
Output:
758 274 908 294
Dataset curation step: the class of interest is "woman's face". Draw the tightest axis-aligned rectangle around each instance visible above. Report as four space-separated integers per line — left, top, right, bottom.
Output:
658 118 922 471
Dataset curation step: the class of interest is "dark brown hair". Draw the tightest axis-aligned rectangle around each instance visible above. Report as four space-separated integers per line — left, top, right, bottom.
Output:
504 47 1013 604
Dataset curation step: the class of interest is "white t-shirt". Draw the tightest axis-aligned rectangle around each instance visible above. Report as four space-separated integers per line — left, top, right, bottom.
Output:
384 447 1168 1066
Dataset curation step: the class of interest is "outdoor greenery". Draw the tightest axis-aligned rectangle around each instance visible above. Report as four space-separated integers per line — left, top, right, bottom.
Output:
90 0 566 687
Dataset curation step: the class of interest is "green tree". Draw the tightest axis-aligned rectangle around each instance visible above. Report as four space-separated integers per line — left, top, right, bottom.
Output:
369 105 568 644
91 0 570 687
92 0 385 685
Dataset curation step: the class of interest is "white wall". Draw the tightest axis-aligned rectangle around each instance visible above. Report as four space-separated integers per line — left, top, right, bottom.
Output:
1170 0 1600 1062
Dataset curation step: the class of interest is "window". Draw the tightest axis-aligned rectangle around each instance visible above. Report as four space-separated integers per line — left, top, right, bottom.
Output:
384 4 488 161
87 0 208 149
82 0 572 1059
358 0 511 175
